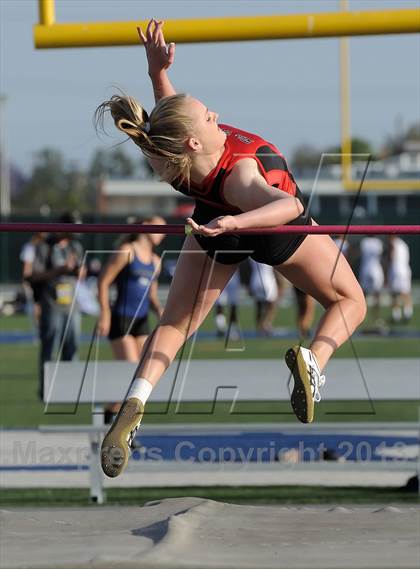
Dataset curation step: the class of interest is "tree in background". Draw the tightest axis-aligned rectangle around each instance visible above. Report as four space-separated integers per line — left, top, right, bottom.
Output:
323 137 375 165
14 148 81 213
381 122 420 158
89 148 154 181
290 144 321 175
291 137 375 173
13 146 156 214
406 123 420 141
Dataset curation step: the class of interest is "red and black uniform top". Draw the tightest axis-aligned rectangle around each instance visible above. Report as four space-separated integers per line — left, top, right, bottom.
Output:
171 124 304 213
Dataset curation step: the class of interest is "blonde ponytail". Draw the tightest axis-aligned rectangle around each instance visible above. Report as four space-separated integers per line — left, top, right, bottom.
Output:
94 92 195 186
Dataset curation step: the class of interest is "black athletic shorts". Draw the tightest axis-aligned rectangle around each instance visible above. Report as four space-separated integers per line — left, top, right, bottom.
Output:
108 312 150 341
191 199 311 266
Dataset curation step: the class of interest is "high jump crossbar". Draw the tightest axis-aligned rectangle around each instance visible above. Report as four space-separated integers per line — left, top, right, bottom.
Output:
1 223 419 236
35 0 420 49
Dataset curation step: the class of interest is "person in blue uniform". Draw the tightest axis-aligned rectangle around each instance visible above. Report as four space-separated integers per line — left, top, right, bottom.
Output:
98 216 166 360
97 216 165 420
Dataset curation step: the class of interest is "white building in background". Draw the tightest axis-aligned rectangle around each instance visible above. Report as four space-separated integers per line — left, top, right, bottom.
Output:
355 142 420 180
328 141 420 181
98 178 183 216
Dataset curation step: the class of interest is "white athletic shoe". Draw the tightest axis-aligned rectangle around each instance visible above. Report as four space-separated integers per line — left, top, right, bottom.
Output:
285 345 326 423
101 398 144 478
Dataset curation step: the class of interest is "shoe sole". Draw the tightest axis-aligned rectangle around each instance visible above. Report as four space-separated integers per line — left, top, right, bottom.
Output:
101 398 144 478
285 347 314 424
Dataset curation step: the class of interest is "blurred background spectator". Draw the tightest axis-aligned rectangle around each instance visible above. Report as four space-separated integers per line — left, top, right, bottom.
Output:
386 235 413 323
28 212 84 399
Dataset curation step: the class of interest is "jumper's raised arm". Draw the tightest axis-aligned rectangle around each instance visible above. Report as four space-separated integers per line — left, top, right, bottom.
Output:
138 19 177 102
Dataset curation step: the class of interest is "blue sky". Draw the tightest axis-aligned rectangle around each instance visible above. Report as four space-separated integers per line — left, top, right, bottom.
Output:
1 0 419 174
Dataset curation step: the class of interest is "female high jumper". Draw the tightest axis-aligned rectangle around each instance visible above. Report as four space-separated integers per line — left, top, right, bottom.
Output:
98 19 366 478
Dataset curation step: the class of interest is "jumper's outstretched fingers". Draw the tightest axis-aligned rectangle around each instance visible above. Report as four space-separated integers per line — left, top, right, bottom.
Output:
137 26 146 45
138 19 176 70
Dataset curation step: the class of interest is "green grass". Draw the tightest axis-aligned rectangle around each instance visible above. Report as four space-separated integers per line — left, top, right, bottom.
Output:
2 302 420 337
1 307 419 428
0 485 417 507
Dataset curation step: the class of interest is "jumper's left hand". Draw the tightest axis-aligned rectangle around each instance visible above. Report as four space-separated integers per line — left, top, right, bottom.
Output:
185 216 237 237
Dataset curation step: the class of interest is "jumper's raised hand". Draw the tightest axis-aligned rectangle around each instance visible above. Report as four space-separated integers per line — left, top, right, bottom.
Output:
137 19 176 77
